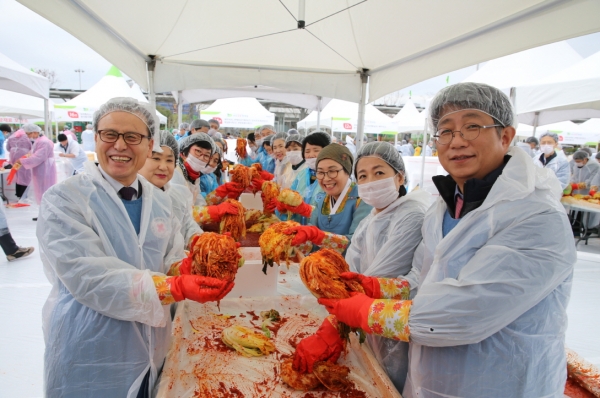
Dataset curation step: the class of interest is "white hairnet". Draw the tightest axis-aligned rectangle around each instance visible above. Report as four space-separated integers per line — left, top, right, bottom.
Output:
179 122 190 130
539 132 559 143
572 150 589 160
157 130 179 159
178 132 215 155
429 82 517 129
86 124 93 129
287 128 299 135
515 142 532 157
189 119 209 130
259 125 276 135
214 146 223 157
285 133 302 147
354 142 405 176
93 97 160 152
22 123 41 133
272 132 288 144
208 118 220 128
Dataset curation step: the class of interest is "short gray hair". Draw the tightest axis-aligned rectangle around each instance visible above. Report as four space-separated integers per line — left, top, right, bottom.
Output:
539 132 559 143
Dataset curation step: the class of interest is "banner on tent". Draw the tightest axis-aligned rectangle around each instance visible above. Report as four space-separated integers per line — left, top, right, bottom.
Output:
331 117 396 135
201 110 274 129
555 130 600 146
0 116 31 123
54 105 96 122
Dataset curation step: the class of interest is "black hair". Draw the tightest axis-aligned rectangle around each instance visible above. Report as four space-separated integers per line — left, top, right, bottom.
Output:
247 133 255 143
301 132 331 160
0 124 11 133
57 133 68 142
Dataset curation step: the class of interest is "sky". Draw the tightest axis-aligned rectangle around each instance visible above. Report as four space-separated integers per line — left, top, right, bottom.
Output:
2 0 600 98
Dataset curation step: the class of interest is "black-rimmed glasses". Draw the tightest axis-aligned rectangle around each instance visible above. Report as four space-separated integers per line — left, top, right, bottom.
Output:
97 130 149 145
433 124 503 145
316 168 343 180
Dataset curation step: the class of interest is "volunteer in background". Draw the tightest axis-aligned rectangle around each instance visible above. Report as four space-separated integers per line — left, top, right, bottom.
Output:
535 132 570 189
81 123 96 152
570 150 600 195
57 133 88 174
4 128 32 199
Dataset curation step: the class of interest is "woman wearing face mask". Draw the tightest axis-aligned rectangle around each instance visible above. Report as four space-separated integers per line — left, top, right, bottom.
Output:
279 145 372 254
276 133 306 189
172 133 243 224
284 132 330 223
139 131 201 248
534 132 569 189
570 150 600 196
200 148 222 197
291 142 430 392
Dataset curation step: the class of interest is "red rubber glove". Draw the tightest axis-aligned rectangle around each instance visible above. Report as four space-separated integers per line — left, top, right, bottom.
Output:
318 293 373 331
284 201 312 218
293 317 344 374
590 190 597 197
262 197 277 214
284 226 326 246
274 198 287 213
179 256 193 275
252 178 265 192
340 272 381 299
571 183 579 190
168 275 234 303
259 171 274 181
214 181 245 199
207 202 240 222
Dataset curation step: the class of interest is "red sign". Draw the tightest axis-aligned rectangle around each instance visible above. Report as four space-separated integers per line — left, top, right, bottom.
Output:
214 117 223 124
68 111 79 118
343 123 352 130
558 135 564 142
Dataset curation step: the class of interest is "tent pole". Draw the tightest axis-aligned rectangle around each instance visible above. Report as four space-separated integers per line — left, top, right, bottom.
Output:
316 96 322 131
44 99 50 137
420 118 429 189
177 90 183 128
532 112 539 137
356 71 369 152
147 57 157 112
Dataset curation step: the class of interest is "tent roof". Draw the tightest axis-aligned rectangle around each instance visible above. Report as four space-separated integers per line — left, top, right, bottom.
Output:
0 51 49 99
202 97 273 116
516 50 600 125
298 99 392 127
462 41 582 90
174 86 331 111
392 99 425 132
18 0 600 101
62 65 134 107
0 89 45 118
577 118 600 133
129 82 168 123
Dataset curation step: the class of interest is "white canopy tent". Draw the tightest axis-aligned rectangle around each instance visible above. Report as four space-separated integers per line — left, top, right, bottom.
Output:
392 99 426 133
200 97 275 129
516 50 600 127
0 51 49 132
516 120 600 145
54 66 167 124
462 40 582 92
18 0 600 150
297 99 395 135
129 83 168 124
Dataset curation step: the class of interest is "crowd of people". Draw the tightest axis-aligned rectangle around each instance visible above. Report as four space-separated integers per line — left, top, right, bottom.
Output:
0 82 579 397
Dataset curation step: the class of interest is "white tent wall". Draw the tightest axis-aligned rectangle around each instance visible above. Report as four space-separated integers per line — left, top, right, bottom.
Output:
516 50 600 125
0 89 45 119
200 98 275 129
393 99 426 133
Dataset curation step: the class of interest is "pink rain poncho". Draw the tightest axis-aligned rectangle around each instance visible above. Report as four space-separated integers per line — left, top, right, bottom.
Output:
6 130 32 186
20 135 56 204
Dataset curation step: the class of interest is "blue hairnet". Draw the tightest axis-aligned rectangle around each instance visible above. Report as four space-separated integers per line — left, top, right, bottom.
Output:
429 82 517 129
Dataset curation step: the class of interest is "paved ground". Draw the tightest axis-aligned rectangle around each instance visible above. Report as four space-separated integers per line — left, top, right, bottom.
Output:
0 205 598 397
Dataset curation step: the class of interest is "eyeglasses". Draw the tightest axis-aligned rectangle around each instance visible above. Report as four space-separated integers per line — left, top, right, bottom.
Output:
97 130 149 145
433 124 503 145
316 168 344 180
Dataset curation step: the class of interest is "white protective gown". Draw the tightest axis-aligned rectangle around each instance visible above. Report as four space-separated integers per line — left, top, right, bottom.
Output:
403 147 576 398
164 181 202 246
37 162 185 398
346 189 430 392
171 164 208 208
534 152 570 189
571 161 600 195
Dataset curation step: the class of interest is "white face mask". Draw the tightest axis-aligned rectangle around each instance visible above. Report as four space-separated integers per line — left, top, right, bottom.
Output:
358 176 399 210
199 164 217 175
305 157 317 170
185 153 206 172
540 144 554 155
287 150 303 166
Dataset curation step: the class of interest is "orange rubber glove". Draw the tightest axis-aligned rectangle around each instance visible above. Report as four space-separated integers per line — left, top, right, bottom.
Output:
263 198 277 214
252 178 265 192
340 272 382 298
214 181 245 199
283 201 312 218
167 275 234 303
318 293 373 331
590 190 597 197
207 202 240 222
293 317 345 374
284 225 325 246
259 170 274 181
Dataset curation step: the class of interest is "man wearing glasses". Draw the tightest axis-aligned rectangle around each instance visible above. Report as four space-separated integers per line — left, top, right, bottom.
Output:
318 83 575 397
36 98 232 398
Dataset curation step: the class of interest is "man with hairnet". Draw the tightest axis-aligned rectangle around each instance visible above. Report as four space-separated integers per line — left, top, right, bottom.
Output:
176 122 190 141
316 82 575 397
56 133 88 175
535 132 570 189
525 136 540 158
189 119 210 134
15 124 56 220
81 123 95 152
570 150 600 195
37 98 233 398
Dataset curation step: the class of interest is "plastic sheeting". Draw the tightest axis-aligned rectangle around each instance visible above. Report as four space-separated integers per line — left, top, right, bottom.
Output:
155 296 401 398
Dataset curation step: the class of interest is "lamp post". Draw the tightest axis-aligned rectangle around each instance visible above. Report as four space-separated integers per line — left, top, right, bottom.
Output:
74 69 85 90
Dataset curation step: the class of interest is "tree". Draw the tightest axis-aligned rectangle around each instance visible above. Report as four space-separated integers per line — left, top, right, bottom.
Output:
34 69 59 88
157 105 176 129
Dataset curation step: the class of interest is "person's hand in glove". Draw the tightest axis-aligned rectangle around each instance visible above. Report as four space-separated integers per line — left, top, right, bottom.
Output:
154 275 234 305
319 293 412 342
214 181 245 199
590 186 599 197
284 225 325 246
282 201 312 218
252 178 265 193
293 316 345 373
340 272 411 300
572 182 587 190
259 170 274 181
207 202 239 222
